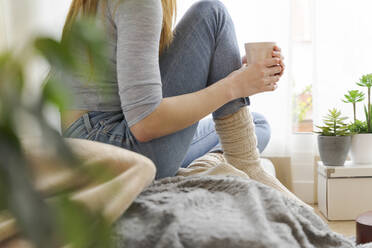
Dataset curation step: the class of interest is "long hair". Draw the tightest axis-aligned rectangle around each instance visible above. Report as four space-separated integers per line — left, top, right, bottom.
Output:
62 0 177 53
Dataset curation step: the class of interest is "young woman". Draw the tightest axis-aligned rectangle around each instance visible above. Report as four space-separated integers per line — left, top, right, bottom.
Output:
62 0 284 181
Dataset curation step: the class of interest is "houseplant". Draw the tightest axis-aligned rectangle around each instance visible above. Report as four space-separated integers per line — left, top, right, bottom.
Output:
0 19 113 247
316 108 351 166
348 74 372 165
342 90 365 123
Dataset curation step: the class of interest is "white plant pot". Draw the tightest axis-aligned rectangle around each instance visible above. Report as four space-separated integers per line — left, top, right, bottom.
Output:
350 134 372 165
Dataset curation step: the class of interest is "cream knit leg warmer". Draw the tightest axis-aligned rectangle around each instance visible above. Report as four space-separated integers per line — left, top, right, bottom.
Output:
214 107 310 208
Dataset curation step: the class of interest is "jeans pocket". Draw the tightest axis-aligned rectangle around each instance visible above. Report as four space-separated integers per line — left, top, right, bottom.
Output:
100 120 118 135
85 120 118 143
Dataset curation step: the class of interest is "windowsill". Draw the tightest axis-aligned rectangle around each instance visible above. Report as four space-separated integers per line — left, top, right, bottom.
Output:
292 132 314 135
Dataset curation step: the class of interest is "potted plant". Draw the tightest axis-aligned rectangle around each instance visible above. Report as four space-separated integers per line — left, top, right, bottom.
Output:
346 74 372 165
316 108 351 166
0 19 113 247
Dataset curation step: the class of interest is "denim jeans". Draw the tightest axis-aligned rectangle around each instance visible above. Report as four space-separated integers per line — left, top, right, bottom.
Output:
64 0 271 179
181 113 270 168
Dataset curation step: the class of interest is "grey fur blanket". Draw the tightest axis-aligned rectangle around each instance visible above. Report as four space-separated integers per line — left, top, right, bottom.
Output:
113 176 370 248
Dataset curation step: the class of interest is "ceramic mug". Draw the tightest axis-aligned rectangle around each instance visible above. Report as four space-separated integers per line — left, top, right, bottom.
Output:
244 42 276 64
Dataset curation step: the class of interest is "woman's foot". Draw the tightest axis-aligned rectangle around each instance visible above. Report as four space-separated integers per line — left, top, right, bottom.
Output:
177 152 248 178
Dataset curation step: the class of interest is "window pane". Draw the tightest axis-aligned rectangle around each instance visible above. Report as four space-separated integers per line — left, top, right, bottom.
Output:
291 0 313 133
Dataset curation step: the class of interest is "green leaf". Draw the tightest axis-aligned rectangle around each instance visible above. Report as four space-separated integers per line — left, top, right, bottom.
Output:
54 197 113 248
342 90 365 103
348 120 368 134
42 76 72 110
0 137 56 248
0 53 25 100
357 74 372 88
34 38 75 72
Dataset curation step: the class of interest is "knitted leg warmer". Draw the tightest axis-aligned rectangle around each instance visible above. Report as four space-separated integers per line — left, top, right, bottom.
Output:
214 107 311 209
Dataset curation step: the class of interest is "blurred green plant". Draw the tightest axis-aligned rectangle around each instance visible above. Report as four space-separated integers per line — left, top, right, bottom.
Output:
294 84 312 122
364 104 372 131
342 90 365 123
357 74 372 132
0 18 113 248
348 120 368 134
315 108 350 136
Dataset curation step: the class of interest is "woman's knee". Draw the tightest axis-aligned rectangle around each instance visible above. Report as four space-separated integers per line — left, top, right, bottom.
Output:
191 0 227 10
188 0 230 23
251 112 271 153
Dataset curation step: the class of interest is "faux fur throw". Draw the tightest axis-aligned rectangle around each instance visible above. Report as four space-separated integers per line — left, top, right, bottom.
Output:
114 176 370 248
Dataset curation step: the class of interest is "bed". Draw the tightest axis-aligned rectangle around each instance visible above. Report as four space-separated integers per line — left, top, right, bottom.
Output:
113 159 372 248
2 140 371 248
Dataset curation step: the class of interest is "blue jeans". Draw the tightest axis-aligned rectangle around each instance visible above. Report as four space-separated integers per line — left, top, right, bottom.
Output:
181 113 270 168
64 0 271 179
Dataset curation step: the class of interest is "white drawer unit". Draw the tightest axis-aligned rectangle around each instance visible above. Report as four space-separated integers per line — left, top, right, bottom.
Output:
318 161 372 220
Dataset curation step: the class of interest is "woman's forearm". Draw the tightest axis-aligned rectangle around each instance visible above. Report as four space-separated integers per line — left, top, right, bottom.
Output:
130 78 234 142
130 57 283 142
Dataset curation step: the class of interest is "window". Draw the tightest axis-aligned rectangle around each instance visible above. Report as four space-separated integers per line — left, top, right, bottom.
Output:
291 0 313 133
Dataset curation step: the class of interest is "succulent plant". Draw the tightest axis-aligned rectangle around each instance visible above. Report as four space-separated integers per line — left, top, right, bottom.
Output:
316 108 350 136
357 74 372 132
342 90 365 123
348 120 368 134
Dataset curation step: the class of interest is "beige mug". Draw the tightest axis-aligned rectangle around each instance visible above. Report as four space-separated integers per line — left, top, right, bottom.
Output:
244 42 276 64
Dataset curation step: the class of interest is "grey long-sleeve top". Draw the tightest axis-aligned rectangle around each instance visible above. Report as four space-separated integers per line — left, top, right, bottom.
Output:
66 0 163 127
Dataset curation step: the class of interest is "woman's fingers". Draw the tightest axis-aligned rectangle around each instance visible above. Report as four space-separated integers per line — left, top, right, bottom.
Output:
279 60 285 76
272 46 285 76
273 45 281 52
264 58 281 67
272 51 284 60
264 83 278 92
264 65 282 76
272 51 281 58
264 75 280 86
272 46 282 58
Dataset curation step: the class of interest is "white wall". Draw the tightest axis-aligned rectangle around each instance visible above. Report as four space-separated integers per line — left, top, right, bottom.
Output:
313 0 372 125
6 0 71 85
4 0 71 47
0 0 10 50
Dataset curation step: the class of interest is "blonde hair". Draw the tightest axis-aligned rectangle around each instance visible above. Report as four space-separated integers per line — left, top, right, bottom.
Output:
63 0 177 53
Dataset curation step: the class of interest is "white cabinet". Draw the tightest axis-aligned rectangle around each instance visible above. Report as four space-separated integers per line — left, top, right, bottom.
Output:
318 161 372 220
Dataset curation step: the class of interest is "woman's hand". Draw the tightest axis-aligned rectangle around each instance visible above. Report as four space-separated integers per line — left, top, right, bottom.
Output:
229 45 285 98
272 45 285 76
228 57 283 98
241 45 285 76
